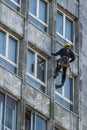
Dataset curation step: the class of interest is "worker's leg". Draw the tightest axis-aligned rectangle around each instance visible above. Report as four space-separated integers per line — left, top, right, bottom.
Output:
61 67 67 85
53 61 61 78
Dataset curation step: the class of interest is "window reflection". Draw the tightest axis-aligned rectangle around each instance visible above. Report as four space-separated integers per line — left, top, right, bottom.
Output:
29 0 37 15
0 29 18 74
8 37 18 64
25 112 47 130
3 0 20 11
39 0 47 23
56 11 63 35
29 0 48 32
55 76 73 111
36 115 47 130
65 17 73 42
25 111 31 130
27 49 35 76
37 56 46 82
0 93 4 129
0 30 6 56
5 96 17 130
26 48 46 92
56 10 74 44
32 113 47 130
0 92 17 130
64 78 73 101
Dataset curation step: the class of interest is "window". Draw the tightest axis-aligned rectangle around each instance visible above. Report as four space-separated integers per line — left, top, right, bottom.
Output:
0 92 17 130
56 10 74 45
29 0 48 32
26 48 47 92
25 112 47 130
0 28 19 74
3 0 21 11
55 74 74 111
25 111 31 130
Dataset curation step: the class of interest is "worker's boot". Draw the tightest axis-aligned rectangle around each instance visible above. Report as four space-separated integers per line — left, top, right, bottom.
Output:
53 72 58 78
55 83 64 89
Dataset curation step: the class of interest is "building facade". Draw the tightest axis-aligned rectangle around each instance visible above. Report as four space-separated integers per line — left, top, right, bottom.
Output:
0 0 87 130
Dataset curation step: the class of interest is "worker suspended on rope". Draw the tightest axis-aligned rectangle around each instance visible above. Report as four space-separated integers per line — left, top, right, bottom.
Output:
51 42 75 88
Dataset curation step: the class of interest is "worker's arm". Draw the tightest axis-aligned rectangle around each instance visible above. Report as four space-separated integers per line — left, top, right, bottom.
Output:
51 48 63 56
69 52 75 62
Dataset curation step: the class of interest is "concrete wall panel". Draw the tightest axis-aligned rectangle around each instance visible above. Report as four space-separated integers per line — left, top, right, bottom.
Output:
27 23 51 56
0 2 24 37
25 84 50 117
54 103 78 130
57 0 78 18
0 66 21 99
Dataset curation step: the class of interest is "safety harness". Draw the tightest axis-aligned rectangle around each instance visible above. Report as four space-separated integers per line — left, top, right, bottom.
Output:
58 56 69 67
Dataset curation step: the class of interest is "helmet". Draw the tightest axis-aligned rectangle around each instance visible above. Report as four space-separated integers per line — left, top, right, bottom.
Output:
65 42 71 47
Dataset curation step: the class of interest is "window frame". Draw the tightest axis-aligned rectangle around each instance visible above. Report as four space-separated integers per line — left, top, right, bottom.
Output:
29 0 49 32
3 0 21 12
0 27 19 74
0 92 17 130
26 47 47 88
56 9 75 45
55 76 74 110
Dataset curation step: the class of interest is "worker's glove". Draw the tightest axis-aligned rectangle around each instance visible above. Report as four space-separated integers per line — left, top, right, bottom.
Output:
51 52 55 56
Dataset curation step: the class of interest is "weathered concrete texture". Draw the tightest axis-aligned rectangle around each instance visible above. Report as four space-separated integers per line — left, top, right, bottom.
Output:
27 23 52 56
57 0 79 18
0 1 24 37
0 66 21 99
25 84 50 118
49 0 57 36
78 0 87 129
54 103 78 130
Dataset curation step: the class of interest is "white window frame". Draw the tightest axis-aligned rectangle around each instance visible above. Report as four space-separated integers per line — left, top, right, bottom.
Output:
55 77 74 109
29 0 49 30
26 47 47 88
56 9 75 45
0 27 19 74
2 0 21 12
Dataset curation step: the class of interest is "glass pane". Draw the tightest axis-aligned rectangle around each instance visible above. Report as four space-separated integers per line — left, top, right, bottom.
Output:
0 93 4 126
39 0 47 23
36 115 47 130
37 56 46 83
29 16 47 32
55 73 62 94
0 30 6 56
27 49 35 76
56 11 63 35
13 0 20 4
55 94 73 110
56 35 66 45
64 78 73 101
65 17 73 42
0 57 17 74
3 0 20 11
5 96 17 130
29 0 37 16
25 112 31 130
8 37 18 63
26 76 45 92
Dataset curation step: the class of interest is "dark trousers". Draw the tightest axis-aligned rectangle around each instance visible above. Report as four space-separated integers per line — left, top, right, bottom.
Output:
55 60 67 85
